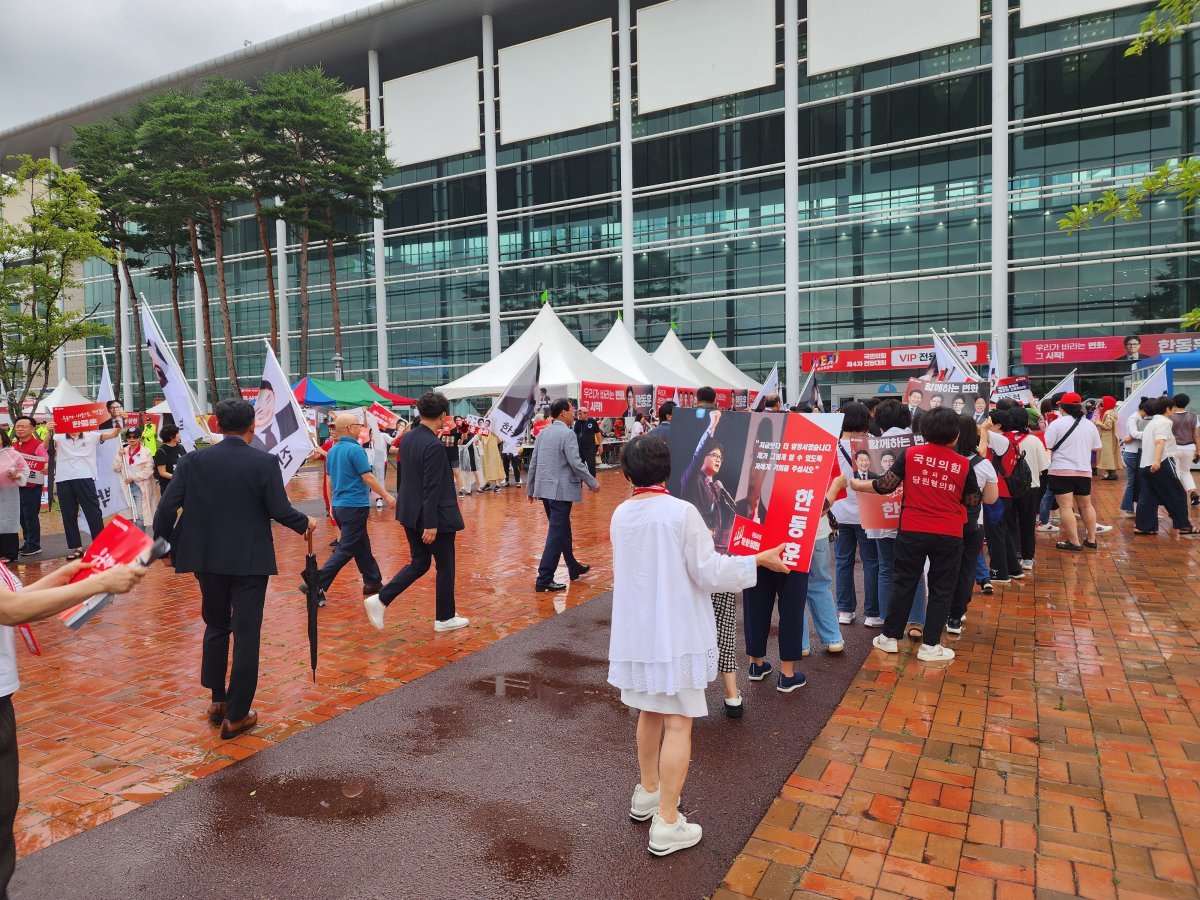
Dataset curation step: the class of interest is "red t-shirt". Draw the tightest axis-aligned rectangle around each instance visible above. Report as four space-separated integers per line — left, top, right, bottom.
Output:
884 443 976 537
531 419 550 438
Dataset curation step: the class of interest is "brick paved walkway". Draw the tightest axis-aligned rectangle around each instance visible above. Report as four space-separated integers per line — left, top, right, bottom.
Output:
717 480 1200 900
10 465 620 857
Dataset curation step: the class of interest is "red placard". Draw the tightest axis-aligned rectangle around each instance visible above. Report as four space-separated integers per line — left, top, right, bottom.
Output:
19 453 47 473
803 341 988 373
367 402 399 431
123 413 162 430
60 516 153 630
1020 332 1199 364
655 386 697 409
903 378 984 412
53 403 107 434
856 433 924 530
579 382 655 417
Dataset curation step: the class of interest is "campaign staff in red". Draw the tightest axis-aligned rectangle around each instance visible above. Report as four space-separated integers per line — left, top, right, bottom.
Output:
851 407 980 663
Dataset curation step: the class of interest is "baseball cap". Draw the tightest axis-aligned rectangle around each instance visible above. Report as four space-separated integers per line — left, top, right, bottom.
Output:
1059 392 1082 404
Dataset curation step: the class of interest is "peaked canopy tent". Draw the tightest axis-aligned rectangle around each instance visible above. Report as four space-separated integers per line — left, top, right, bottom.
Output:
291 378 415 407
435 304 633 399
697 338 762 391
32 380 93 414
593 318 699 388
651 329 731 388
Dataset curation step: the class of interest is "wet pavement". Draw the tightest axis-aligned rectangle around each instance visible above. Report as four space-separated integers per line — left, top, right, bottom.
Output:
9 589 875 899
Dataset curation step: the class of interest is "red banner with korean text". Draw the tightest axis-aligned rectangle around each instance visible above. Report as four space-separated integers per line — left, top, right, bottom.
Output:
1020 332 1199 364
856 433 924 530
654 386 696 409
579 382 655 418
803 342 988 373
53 403 107 434
367 402 400 431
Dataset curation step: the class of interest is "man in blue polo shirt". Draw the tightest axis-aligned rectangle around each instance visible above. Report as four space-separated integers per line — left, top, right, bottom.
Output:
314 412 395 602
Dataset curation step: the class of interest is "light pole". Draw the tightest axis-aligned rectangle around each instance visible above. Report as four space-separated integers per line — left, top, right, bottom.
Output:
332 353 344 382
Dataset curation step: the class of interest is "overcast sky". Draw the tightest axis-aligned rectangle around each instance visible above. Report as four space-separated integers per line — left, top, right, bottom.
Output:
0 0 371 132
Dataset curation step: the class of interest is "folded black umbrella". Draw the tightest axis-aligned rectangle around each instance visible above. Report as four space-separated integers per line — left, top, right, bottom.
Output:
300 533 320 681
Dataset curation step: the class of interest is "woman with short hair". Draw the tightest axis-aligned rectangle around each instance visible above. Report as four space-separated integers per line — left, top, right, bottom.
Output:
1136 396 1195 535
1043 393 1103 551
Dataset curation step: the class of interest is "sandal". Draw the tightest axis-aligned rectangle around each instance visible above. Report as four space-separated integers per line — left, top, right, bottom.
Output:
1133 529 1158 536
1083 540 1098 549
906 625 923 641
1180 526 1198 535
1055 541 1083 552
65 548 84 560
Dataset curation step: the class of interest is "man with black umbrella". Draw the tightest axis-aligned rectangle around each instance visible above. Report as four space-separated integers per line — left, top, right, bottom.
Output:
154 398 316 740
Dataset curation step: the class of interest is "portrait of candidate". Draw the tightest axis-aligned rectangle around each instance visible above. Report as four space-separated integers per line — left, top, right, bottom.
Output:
249 381 300 452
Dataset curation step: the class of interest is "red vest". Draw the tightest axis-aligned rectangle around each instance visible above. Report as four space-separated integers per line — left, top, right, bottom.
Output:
899 443 970 537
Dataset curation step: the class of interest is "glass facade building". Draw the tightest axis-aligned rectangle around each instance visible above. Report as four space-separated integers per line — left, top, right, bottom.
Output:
10 0 1195 404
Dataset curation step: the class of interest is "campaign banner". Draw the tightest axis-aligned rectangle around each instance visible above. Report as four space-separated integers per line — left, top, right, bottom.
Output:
367 402 400 432
856 432 924 530
731 389 759 411
667 408 842 573
19 453 48 474
254 342 314 485
1020 332 1200 365
655 386 696 409
141 300 209 451
904 379 987 413
53 403 107 434
464 415 491 436
803 341 987 373
579 382 655 418
123 413 162 431
490 349 540 454
60 515 153 630
993 376 1034 405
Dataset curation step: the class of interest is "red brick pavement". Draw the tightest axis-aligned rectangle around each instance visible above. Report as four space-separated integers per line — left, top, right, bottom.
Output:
10 465 620 857
716 480 1200 900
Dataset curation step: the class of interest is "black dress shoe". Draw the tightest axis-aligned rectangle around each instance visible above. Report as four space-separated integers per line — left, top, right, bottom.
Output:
569 565 591 582
535 581 567 592
363 582 383 595
724 697 744 719
206 702 226 726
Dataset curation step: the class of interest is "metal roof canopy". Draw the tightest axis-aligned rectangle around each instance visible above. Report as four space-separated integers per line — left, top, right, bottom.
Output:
0 0 614 166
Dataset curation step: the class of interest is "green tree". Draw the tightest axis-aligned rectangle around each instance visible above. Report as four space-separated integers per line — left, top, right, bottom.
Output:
0 156 113 418
1059 0 1200 327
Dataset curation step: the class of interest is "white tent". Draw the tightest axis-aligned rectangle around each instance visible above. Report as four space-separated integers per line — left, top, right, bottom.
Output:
147 399 171 415
651 329 731 388
593 318 699 388
33 379 92 414
436 304 633 399
698 338 762 391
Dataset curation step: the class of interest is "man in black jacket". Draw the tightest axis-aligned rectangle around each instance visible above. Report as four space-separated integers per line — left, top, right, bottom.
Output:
364 392 469 633
153 398 315 740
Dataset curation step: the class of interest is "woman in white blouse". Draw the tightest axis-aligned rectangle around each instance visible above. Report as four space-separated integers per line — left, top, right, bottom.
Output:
608 435 786 857
1135 396 1195 535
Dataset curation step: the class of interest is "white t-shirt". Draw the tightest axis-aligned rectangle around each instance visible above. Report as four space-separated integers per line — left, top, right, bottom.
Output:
54 431 104 482
1044 416 1102 475
629 421 645 437
831 438 864 525
972 457 998 525
1125 412 1146 451
1140 416 1179 468
1013 433 1050 488
0 564 22 696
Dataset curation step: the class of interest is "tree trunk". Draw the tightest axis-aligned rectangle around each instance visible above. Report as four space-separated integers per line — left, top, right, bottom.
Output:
207 199 241 397
252 188 279 353
186 217 220 403
109 263 123 392
299 220 311 379
119 252 147 415
168 245 185 364
324 207 343 359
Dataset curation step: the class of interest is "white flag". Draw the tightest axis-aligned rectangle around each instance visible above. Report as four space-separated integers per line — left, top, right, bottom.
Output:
932 330 982 384
1115 362 1168 441
140 300 208 451
94 357 132 519
254 341 313 486
487 347 540 455
752 365 780 411
1043 369 1076 400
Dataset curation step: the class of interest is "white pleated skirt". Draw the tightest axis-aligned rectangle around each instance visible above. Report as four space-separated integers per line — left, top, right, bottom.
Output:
620 687 708 718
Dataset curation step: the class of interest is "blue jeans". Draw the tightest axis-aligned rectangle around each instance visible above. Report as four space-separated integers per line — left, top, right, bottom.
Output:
1120 451 1140 513
975 550 988 584
876 536 926 626
802 537 843 653
834 523 879 617
1037 484 1055 525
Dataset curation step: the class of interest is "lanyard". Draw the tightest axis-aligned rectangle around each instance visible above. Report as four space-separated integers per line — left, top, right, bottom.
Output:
632 486 670 496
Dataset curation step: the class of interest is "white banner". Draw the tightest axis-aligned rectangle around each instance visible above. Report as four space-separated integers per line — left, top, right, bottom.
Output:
488 347 541 455
932 330 983 384
140 300 208 452
1116 362 1168 441
1044 369 1077 401
753 365 780 411
254 341 313 486
94 358 132 518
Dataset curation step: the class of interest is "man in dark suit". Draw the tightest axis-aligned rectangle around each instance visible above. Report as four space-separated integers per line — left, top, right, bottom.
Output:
153 398 315 740
363 392 469 633
250 382 300 453
573 406 601 476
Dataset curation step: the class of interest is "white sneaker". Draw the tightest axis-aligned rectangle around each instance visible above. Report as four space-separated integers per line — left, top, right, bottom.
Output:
837 612 854 625
1020 560 1034 570
1036 523 1059 533
648 812 702 856
375 498 383 509
917 644 955 662
826 642 844 654
434 615 469 632
363 594 386 631
1094 524 1113 534
872 634 898 653
864 616 885 628
630 783 659 822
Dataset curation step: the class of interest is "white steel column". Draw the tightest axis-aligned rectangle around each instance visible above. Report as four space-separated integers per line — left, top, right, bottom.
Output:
368 49 391 387
118 270 133 408
990 2 1010 378
275 212 290 375
482 16 502 357
193 270 207 410
783 0 800 404
618 0 636 327
49 145 69 382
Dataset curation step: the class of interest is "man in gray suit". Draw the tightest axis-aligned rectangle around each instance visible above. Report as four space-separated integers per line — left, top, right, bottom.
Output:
527 398 601 592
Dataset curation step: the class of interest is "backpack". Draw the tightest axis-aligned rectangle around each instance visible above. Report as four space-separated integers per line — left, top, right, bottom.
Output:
995 433 1033 499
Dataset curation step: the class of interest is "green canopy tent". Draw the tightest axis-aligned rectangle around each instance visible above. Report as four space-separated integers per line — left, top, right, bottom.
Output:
291 377 414 407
